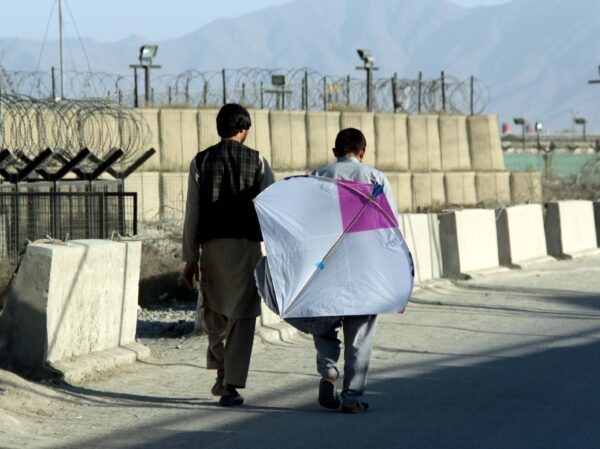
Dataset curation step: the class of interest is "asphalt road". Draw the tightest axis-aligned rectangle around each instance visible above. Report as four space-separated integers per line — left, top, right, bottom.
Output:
5 256 600 449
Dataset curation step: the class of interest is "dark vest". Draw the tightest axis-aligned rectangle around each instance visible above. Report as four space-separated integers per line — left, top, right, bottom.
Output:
195 140 263 243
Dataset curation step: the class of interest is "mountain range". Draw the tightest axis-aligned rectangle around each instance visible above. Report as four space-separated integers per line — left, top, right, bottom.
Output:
2 0 600 131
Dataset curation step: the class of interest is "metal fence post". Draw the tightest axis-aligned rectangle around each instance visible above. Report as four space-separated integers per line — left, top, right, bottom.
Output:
222 69 227 105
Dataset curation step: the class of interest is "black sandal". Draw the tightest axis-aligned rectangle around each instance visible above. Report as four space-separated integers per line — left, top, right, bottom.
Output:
318 379 341 409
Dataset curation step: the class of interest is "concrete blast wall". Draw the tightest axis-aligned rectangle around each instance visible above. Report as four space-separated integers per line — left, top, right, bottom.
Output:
445 172 477 207
439 115 471 170
399 214 442 283
269 111 308 170
407 115 442 171
160 173 188 221
131 109 161 171
158 109 199 172
496 204 551 267
510 172 543 204
475 172 511 206
385 172 412 213
306 111 340 169
545 201 599 258
375 113 409 170
467 115 505 170
0 240 148 381
412 173 445 211
125 172 161 222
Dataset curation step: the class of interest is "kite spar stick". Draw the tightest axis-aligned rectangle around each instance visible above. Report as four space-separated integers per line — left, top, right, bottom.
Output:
282 184 385 317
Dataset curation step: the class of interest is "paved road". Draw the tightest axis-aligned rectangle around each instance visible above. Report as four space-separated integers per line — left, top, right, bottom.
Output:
7 256 600 449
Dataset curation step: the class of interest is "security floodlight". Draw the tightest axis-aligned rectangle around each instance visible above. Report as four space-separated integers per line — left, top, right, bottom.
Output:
535 121 543 132
574 117 587 140
271 75 285 87
357 49 375 65
513 117 525 125
139 45 158 65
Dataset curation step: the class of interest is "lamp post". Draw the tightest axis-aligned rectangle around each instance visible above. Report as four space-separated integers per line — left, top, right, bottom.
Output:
355 49 379 112
513 117 526 150
129 45 161 107
574 117 587 140
534 121 543 150
264 75 292 110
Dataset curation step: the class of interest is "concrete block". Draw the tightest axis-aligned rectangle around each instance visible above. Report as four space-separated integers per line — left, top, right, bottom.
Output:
246 109 272 165
197 109 220 151
0 240 147 381
375 113 409 170
399 214 442 283
126 109 161 171
158 109 199 172
475 172 511 207
439 115 471 170
439 209 501 278
545 201 599 258
125 172 161 222
160 172 188 221
269 111 308 170
510 171 543 204
306 111 340 169
444 172 477 207
412 173 445 212
407 115 442 171
340 112 376 166
467 115 505 170
385 172 412 213
496 204 553 267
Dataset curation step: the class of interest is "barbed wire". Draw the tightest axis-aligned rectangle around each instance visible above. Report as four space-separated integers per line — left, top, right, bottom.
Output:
0 93 151 164
0 66 490 114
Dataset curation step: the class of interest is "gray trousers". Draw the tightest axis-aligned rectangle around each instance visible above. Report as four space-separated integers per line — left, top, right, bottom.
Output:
312 315 377 403
204 306 256 389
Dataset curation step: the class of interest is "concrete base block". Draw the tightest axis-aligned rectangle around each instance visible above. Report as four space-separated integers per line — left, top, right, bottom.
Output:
133 109 161 171
475 172 511 207
375 113 409 170
439 115 471 170
247 109 272 164
385 172 412 213
269 111 308 170
496 204 552 267
160 173 187 221
159 109 199 172
340 112 376 166
399 214 442 283
511 172 543 204
467 115 505 170
412 173 445 211
306 111 340 169
256 322 298 343
545 201 598 258
439 209 500 278
445 172 477 207
408 115 442 171
0 240 144 380
125 172 161 222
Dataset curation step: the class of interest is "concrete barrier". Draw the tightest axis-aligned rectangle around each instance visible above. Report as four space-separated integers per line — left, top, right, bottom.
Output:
160 172 188 221
375 113 409 170
445 172 477 207
385 172 412 213
340 112 376 166
407 115 442 171
197 109 220 151
269 111 308 170
467 115 505 170
412 173 445 211
0 240 148 381
439 209 501 278
306 111 340 169
439 115 471 170
158 109 199 172
132 109 161 171
247 109 272 164
545 201 600 258
125 172 161 222
475 172 511 206
510 171 543 204
399 214 442 283
496 204 553 267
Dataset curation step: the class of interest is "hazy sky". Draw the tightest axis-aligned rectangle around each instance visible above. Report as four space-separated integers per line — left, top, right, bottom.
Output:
2 0 513 42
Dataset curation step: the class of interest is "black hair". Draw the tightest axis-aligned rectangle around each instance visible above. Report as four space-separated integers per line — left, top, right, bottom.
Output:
334 128 367 157
216 103 252 138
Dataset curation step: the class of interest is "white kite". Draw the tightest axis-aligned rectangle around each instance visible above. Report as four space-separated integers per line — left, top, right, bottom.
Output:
254 175 414 321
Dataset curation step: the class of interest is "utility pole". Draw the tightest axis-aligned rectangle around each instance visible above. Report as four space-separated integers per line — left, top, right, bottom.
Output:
58 0 65 98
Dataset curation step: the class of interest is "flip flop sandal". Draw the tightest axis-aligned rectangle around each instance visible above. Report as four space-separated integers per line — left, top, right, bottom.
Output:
318 379 341 409
341 400 369 414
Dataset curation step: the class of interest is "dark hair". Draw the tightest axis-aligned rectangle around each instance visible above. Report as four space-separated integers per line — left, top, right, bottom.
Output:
334 128 367 156
216 103 252 138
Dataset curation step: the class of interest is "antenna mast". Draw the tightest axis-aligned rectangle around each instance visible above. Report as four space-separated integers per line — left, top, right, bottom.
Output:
58 0 64 98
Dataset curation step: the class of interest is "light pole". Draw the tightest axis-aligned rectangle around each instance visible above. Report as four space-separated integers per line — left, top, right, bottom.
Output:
355 49 379 112
264 75 292 110
129 45 161 107
513 117 526 150
574 117 587 140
